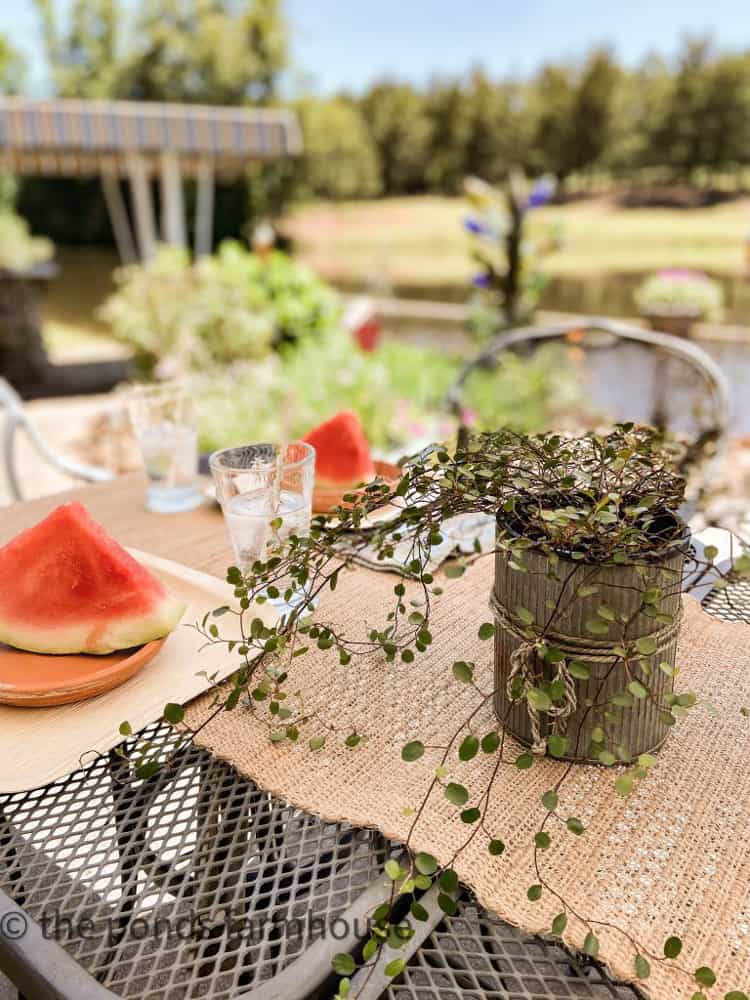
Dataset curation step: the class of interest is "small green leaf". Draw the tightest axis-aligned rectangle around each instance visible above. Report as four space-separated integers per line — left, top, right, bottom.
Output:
410 901 429 922
541 790 559 811
583 932 599 957
615 773 634 797
597 604 615 621
488 839 505 856
527 688 552 712
694 967 716 988
566 817 585 836
547 734 568 758
527 884 543 901
598 750 616 766
384 958 405 978
437 893 458 915
551 912 567 935
534 831 551 850
664 935 683 959
415 852 438 875
309 735 325 751
402 741 425 762
439 869 459 892
452 661 474 683
636 636 657 656
332 954 355 976
478 622 496 641
384 859 402 880
459 735 479 761
119 721 132 736
585 619 609 635
445 782 469 806
628 680 648 699
516 605 534 625
163 703 184 725
481 731 500 754
576 585 599 598
568 660 591 680
461 807 481 823
635 954 650 980
516 752 535 770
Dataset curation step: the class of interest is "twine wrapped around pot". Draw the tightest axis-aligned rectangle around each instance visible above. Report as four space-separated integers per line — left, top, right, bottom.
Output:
492 539 686 763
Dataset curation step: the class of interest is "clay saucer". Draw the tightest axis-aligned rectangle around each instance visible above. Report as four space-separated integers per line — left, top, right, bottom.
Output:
312 460 402 515
0 638 167 708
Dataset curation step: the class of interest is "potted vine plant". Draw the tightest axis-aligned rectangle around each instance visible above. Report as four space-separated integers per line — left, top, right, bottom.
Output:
140 424 749 1000
635 268 724 338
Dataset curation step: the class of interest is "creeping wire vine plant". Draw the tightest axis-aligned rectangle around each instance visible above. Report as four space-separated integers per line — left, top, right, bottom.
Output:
129 424 750 1000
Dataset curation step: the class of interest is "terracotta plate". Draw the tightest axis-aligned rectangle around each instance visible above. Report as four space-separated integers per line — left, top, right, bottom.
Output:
0 638 167 708
312 460 402 515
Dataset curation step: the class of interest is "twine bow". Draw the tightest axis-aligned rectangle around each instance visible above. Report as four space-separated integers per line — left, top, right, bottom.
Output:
488 591 684 755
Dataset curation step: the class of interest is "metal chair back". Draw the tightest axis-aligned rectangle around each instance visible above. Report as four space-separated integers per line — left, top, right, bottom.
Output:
0 376 112 502
446 318 732 510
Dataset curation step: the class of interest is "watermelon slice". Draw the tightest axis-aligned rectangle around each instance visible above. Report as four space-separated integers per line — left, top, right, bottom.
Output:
303 411 376 487
0 502 185 655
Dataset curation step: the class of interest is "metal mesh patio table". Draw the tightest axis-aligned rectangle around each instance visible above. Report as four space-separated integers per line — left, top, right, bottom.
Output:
0 478 743 1000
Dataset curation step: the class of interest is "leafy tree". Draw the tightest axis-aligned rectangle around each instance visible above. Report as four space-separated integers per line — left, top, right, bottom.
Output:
423 78 473 194
120 0 288 105
566 48 620 176
35 0 122 98
463 70 532 184
528 64 577 181
294 96 381 200
359 82 433 194
0 34 25 94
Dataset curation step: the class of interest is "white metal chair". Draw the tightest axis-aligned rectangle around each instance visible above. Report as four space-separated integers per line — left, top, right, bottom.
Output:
0 376 113 502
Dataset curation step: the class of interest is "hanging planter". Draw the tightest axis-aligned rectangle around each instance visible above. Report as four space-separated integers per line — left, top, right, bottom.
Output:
491 500 687 762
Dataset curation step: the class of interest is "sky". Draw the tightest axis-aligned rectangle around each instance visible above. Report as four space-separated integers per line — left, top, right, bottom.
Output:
1 0 750 96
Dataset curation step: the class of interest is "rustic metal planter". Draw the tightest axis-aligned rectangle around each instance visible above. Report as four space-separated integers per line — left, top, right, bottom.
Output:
492 522 686 764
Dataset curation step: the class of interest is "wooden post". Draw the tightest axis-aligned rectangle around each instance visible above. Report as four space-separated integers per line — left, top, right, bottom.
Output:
159 152 186 247
126 155 158 261
194 160 214 258
100 171 137 264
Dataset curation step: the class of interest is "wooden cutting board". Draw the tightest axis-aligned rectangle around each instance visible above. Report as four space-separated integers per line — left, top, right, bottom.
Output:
0 548 278 794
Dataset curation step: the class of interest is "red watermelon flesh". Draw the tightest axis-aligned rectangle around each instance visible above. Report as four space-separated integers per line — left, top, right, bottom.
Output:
0 502 185 655
303 411 376 486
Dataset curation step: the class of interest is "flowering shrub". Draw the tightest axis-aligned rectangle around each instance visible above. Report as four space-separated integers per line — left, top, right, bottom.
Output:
635 269 724 322
0 210 54 273
195 332 580 454
101 242 341 375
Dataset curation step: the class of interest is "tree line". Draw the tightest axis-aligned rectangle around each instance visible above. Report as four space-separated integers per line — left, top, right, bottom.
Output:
2 2 750 245
298 40 750 200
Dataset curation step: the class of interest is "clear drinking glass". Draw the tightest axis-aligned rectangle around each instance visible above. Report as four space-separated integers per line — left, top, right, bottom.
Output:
209 442 315 609
127 383 202 513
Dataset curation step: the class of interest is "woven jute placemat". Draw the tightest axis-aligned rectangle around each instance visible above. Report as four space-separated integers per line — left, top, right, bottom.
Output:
184 558 750 999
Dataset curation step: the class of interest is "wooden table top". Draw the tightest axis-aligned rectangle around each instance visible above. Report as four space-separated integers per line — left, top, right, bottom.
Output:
0 473 234 579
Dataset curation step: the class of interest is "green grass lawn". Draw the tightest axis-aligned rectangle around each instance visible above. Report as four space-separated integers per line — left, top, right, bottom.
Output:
284 195 750 291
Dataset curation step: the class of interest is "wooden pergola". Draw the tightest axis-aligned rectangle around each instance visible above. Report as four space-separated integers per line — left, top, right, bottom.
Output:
0 97 303 261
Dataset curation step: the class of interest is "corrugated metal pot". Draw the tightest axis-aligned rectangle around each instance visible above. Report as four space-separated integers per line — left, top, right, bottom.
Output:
492 518 686 764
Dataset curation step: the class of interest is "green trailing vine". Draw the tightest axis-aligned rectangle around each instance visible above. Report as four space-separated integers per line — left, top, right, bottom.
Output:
128 424 749 1000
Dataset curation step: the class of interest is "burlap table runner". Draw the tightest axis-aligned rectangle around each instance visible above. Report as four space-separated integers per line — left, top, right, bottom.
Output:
184 558 750 999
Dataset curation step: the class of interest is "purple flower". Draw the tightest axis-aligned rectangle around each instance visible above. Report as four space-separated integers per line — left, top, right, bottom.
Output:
472 272 492 289
526 176 556 209
463 216 494 237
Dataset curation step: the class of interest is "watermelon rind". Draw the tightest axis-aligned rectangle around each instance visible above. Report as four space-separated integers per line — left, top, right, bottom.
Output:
0 593 185 655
